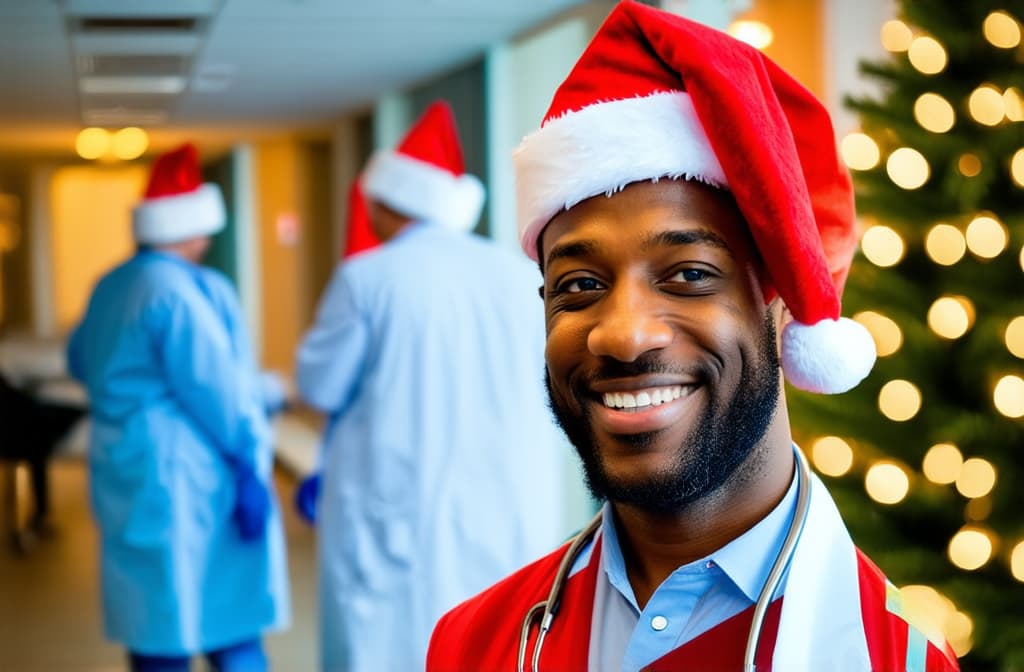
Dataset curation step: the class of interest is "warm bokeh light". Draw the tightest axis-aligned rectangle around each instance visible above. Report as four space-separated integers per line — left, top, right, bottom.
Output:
1005 316 1024 359
727 20 773 49
854 311 903 357
811 436 854 477
881 19 913 52
993 375 1024 418
948 528 993 570
861 225 905 267
927 296 974 340
956 458 997 499
914 93 955 133
1012 540 1024 582
75 127 110 160
879 379 922 421
969 85 1006 126
1006 88 1024 122
908 36 947 74
958 153 982 177
1021 244 1024 272
840 132 881 170
923 443 963 485
946 611 975 657
865 462 910 504
112 127 149 160
966 213 1008 258
886 147 930 189
1011 148 1024 187
956 296 976 324
983 10 1022 48
925 224 966 265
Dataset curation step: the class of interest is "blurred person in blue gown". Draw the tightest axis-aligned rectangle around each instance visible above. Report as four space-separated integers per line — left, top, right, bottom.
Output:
295 101 566 672
67 144 290 672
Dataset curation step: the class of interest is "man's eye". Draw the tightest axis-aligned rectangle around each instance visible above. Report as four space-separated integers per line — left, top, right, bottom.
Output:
561 277 604 293
671 269 709 283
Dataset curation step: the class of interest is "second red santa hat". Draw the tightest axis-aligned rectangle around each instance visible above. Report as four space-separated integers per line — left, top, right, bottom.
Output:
362 100 484 232
514 0 875 394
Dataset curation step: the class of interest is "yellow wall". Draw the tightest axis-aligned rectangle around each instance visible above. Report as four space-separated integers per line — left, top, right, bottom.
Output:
254 139 332 372
743 0 824 100
50 165 145 331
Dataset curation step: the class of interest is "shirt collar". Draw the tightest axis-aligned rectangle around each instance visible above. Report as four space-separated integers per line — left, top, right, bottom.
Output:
600 447 800 606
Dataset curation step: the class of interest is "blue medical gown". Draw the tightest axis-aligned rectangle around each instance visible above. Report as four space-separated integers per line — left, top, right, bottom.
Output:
67 250 290 655
297 223 567 672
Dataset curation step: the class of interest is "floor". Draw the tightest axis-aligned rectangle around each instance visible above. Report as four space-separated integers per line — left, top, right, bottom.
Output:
0 458 318 672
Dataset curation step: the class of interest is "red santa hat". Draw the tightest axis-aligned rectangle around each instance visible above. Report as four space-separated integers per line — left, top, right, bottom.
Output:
341 180 380 258
514 0 875 394
132 143 225 245
361 100 484 232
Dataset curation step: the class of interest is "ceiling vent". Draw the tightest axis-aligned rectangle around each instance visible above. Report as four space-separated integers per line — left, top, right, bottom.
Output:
78 54 193 77
61 1 225 127
74 17 202 33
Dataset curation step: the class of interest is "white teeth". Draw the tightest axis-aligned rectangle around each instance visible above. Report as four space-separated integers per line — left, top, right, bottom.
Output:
602 385 688 409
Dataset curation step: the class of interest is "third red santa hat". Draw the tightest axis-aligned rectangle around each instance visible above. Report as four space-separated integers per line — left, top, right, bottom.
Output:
341 180 379 258
361 100 484 232
514 0 875 394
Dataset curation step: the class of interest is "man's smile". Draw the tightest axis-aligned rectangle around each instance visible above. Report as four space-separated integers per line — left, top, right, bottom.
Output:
586 380 702 435
600 384 694 410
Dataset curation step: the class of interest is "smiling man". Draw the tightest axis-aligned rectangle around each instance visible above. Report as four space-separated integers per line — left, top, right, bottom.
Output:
426 3 959 671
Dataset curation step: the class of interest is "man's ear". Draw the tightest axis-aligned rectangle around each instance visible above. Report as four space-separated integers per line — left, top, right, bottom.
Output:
769 298 792 356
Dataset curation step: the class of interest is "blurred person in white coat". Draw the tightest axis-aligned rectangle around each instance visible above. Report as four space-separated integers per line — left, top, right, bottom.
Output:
296 101 566 672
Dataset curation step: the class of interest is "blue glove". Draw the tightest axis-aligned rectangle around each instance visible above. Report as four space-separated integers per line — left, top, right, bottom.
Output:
294 473 321 526
234 465 271 541
259 371 291 417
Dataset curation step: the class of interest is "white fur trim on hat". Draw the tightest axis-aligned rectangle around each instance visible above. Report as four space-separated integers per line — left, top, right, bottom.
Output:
362 150 485 232
781 317 877 394
132 183 226 245
514 91 728 261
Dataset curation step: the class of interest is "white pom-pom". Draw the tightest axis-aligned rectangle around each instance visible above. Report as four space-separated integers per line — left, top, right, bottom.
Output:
781 317 876 394
446 174 485 233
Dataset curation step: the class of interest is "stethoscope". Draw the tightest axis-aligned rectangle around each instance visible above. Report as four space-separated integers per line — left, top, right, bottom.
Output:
518 445 813 672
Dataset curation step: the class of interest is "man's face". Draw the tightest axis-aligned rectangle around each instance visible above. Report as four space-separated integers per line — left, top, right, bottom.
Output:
180 235 212 263
540 179 782 514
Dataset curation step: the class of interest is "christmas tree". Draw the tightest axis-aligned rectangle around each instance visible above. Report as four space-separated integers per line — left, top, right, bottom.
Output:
787 2 1024 669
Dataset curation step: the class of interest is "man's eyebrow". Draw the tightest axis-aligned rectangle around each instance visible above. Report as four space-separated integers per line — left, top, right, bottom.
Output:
545 240 601 266
644 229 733 257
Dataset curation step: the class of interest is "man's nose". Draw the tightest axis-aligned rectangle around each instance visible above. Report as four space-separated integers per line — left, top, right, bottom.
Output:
586 283 673 362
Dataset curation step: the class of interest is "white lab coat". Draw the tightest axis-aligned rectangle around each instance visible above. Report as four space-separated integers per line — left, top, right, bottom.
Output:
297 223 567 672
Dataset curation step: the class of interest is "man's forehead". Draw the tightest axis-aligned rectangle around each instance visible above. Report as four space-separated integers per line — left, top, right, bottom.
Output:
539 180 746 268
544 227 732 263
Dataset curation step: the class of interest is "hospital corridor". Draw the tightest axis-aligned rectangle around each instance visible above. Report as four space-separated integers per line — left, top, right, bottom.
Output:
1 0 1005 670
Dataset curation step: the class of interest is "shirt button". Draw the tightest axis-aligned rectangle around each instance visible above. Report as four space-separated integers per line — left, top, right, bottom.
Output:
651 615 669 631
706 561 715 569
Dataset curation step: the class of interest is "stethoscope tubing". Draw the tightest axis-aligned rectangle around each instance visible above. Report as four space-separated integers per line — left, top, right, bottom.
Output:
742 445 812 671
518 446 813 672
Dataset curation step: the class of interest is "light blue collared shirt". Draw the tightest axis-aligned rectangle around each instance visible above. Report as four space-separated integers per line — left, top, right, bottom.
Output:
588 463 799 671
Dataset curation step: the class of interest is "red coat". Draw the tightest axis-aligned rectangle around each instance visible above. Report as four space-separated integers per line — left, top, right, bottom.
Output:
428 477 959 672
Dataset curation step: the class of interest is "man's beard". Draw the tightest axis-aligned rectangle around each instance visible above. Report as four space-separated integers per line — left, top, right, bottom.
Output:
546 314 781 515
